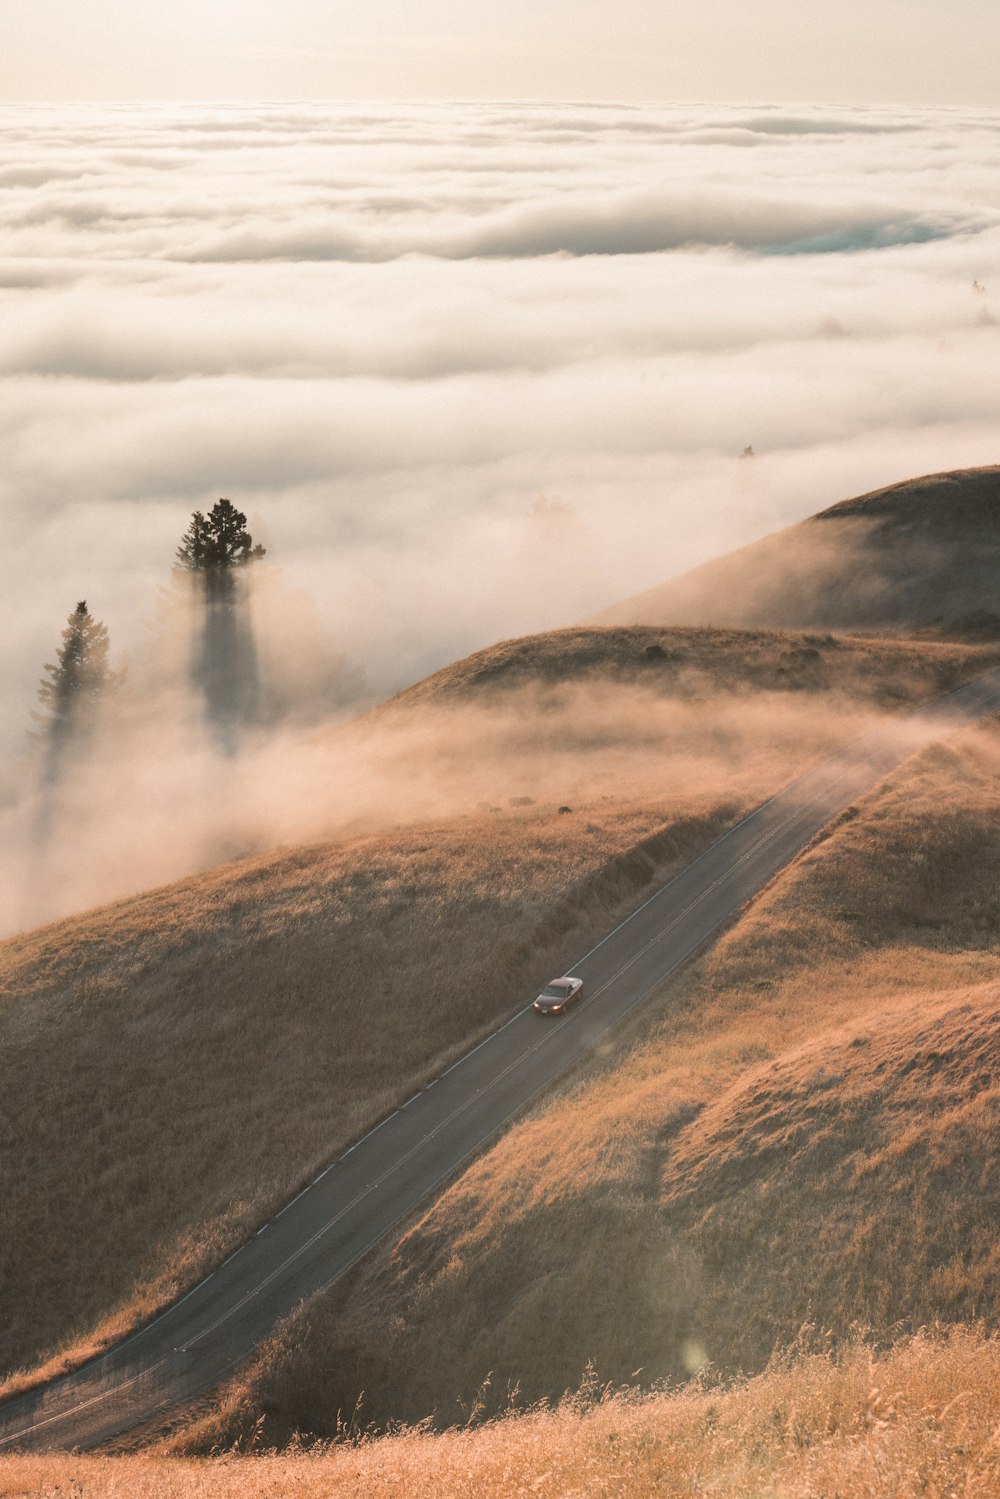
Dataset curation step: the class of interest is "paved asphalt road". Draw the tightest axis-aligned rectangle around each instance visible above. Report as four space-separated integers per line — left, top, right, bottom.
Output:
5 668 1000 1453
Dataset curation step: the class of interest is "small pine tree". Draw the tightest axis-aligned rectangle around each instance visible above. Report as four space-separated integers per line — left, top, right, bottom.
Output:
175 510 211 572
33 601 115 747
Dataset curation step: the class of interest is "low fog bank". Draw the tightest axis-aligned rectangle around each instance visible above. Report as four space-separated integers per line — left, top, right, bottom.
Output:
0 651 959 938
4 102 1000 927
1 564 367 937
3 102 1000 769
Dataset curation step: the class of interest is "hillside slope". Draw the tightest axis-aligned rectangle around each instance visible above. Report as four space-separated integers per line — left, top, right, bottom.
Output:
377 624 984 712
3 621 935 1392
190 719 1000 1443
597 465 1000 633
0 802 735 1390
5 625 991 1398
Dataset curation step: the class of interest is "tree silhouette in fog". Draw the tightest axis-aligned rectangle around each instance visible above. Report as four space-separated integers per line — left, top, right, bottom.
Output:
175 498 265 749
176 499 266 574
33 601 116 760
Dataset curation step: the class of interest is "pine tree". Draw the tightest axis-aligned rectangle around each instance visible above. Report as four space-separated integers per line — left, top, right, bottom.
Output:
175 510 211 572
33 601 115 747
176 500 265 745
176 499 265 575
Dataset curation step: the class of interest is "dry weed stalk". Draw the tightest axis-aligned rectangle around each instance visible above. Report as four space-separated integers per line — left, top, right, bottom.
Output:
5 1328 1000 1496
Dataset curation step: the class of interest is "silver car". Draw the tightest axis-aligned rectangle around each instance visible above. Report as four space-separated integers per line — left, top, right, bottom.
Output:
532 976 584 1015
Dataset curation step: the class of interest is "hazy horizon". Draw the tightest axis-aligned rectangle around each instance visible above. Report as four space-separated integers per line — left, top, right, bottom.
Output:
2 0 999 105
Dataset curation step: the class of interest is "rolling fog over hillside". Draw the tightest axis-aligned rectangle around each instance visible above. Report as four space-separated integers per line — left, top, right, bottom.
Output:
7 620 979 935
4 101 1000 717
2 100 1000 933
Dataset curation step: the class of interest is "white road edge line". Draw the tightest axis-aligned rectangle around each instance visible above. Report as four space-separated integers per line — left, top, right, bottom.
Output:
275 1184 312 1220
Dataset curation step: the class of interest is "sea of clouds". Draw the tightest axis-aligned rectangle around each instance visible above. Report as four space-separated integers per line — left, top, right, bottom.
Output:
2 100 999 927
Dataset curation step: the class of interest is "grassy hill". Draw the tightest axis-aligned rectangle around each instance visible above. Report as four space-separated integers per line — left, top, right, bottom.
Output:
376 623 985 710
5 466 1000 1488
597 465 1000 634
7 621 971 1392
0 801 736 1392
183 717 1000 1445
3 623 991 1397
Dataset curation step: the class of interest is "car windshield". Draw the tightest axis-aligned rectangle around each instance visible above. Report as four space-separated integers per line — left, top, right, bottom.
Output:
542 983 569 997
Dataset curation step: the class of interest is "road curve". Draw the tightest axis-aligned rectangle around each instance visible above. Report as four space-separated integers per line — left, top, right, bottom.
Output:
4 668 1000 1452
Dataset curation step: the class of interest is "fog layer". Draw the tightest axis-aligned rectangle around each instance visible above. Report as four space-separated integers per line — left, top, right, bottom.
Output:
2 102 999 930
0 673 912 939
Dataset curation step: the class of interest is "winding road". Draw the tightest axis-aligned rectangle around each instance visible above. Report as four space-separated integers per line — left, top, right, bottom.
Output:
4 668 1000 1452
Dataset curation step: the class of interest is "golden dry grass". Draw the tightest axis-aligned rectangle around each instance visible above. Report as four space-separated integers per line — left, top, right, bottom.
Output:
379 621 995 712
6 1328 1000 1496
11 625 990 942
189 721 1000 1445
0 799 738 1395
6 625 982 1396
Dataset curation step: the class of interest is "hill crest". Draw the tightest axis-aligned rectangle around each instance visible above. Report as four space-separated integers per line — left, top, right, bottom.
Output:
597 465 1000 634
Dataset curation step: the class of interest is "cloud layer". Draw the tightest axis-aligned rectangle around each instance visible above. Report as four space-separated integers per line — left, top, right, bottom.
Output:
1 100 999 929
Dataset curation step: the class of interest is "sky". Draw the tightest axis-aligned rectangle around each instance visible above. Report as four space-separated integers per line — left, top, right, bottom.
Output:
1 1 999 106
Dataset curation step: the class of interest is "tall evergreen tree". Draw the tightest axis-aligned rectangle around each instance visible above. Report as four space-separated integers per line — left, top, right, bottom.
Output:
176 499 265 745
175 499 265 578
33 600 115 748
